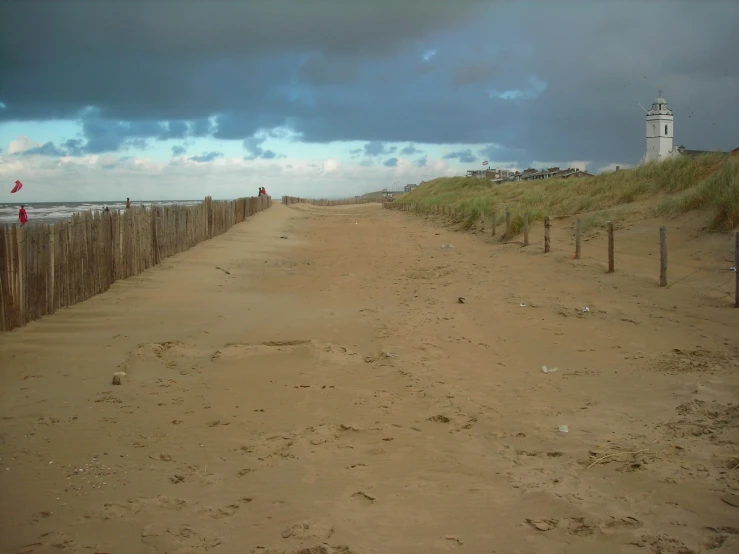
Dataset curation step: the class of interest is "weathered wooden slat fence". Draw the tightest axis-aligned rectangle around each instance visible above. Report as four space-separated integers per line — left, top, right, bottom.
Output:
0 195 271 332
282 196 376 206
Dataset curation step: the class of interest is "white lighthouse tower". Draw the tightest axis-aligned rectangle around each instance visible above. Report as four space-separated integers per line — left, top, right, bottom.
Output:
644 90 674 163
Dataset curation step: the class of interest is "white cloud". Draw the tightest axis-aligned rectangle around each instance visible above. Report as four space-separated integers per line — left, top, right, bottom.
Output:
321 158 341 174
7 135 39 154
0 150 456 201
566 160 591 171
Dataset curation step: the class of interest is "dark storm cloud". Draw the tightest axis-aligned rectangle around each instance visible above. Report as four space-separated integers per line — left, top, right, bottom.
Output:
189 151 223 163
297 53 360 85
19 142 67 157
243 136 279 161
0 0 485 121
0 0 737 166
477 144 529 164
363 142 397 157
15 139 86 158
444 149 477 163
400 144 423 155
159 121 190 141
383 158 398 167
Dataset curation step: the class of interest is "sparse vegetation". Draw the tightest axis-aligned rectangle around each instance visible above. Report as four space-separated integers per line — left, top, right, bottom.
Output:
392 154 739 234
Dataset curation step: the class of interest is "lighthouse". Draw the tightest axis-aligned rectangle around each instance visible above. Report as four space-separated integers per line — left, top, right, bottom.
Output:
644 90 674 163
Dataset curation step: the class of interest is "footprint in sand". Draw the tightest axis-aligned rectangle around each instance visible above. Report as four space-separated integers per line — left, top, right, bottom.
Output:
351 491 376 505
141 524 221 551
280 520 335 540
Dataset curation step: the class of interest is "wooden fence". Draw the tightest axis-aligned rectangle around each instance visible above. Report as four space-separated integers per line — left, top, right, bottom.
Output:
386 202 739 308
282 196 377 206
0 195 271 332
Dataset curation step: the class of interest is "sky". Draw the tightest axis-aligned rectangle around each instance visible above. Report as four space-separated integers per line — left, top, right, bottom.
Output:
0 0 737 202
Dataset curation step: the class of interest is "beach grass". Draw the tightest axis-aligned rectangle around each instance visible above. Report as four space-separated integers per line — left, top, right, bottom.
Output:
392 154 739 233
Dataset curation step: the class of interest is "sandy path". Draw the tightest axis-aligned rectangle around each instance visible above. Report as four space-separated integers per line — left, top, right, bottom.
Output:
1 203 737 554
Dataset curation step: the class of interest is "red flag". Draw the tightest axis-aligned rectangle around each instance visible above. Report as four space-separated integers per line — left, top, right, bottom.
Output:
11 180 23 193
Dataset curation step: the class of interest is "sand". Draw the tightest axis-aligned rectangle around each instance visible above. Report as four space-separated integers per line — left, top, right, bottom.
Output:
1 202 737 554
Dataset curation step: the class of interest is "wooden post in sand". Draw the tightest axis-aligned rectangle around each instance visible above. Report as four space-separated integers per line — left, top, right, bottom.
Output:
523 214 529 246
607 221 615 273
659 227 668 287
734 232 738 308
544 216 551 253
505 210 511 239
48 229 55 313
575 218 582 260
16 226 25 325
490 211 496 236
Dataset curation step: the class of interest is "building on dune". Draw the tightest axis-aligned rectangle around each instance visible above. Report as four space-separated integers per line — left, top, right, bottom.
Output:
641 90 736 164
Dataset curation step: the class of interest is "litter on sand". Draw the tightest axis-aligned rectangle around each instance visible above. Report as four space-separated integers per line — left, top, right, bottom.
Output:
441 244 454 249
581 306 590 313
558 425 569 433
520 303 527 307
542 366 559 374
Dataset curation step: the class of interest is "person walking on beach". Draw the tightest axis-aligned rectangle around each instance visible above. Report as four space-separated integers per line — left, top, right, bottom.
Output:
126 198 131 209
18 205 28 227
258 187 262 196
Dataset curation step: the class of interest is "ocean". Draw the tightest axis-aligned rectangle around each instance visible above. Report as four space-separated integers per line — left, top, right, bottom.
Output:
0 200 203 226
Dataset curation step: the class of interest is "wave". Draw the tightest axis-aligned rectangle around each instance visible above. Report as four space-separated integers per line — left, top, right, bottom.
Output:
0 200 202 224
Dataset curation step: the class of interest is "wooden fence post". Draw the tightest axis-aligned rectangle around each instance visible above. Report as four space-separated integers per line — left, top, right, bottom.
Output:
575 218 581 259
607 221 615 273
659 226 667 287
505 210 511 238
151 207 159 265
734 232 738 308
544 216 550 253
49 229 55 313
490 211 496 237
523 214 529 246
17 226 25 324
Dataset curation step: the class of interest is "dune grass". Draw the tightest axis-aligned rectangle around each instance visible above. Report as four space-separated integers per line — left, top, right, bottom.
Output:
392 154 739 235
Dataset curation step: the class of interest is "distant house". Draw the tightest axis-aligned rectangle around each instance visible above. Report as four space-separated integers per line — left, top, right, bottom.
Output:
466 165 592 184
467 168 521 180
560 169 592 179
404 183 418 192
466 169 489 179
520 167 592 181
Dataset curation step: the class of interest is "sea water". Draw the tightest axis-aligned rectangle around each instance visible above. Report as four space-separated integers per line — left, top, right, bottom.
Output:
0 200 202 226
